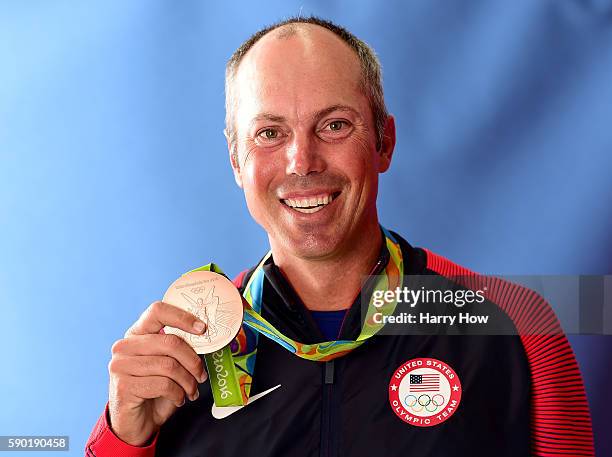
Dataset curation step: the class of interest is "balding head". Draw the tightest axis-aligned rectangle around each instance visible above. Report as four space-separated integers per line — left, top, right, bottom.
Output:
224 17 388 158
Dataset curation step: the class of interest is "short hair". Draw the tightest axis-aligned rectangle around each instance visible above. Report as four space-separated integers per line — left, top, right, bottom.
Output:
224 16 389 159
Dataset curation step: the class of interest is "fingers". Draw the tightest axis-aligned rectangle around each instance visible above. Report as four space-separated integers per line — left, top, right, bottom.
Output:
109 355 204 401
111 333 207 383
117 375 189 408
109 300 209 413
125 301 207 338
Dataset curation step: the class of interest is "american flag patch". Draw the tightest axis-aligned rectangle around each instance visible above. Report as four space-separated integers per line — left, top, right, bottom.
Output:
409 373 440 392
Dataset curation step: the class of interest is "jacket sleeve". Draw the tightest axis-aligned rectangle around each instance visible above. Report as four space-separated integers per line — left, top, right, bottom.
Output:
425 249 595 456
85 270 250 456
85 402 158 457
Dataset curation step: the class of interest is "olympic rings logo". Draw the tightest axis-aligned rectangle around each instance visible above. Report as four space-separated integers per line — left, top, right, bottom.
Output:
403 394 445 413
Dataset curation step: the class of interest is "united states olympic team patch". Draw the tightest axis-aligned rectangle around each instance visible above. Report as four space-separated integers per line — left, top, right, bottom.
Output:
389 357 462 427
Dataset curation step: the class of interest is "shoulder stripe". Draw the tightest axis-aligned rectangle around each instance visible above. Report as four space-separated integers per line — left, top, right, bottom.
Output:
232 269 249 290
423 248 594 456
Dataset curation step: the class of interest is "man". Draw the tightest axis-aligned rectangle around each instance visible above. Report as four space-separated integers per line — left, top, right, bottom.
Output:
86 17 594 456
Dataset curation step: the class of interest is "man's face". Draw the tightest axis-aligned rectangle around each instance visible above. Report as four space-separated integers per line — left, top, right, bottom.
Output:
229 25 394 260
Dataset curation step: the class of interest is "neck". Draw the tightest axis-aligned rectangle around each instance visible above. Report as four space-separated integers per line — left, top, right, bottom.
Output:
270 220 383 311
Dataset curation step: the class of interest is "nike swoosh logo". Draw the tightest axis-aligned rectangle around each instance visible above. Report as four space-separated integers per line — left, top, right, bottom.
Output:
211 384 281 419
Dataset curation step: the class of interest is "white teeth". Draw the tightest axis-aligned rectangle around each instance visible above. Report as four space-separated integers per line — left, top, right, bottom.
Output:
282 193 335 212
293 206 324 214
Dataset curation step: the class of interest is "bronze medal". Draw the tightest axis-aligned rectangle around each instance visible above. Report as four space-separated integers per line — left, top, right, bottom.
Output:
163 270 243 354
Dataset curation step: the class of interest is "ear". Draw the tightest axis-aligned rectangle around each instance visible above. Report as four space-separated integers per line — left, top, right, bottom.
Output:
377 115 396 173
225 129 243 188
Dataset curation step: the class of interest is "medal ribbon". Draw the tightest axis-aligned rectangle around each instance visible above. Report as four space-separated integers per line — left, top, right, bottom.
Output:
193 226 404 407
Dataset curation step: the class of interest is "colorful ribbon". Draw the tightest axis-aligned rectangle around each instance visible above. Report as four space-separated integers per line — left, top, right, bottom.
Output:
192 226 404 407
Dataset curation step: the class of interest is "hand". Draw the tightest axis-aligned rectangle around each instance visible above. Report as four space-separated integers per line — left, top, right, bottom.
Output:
107 301 208 446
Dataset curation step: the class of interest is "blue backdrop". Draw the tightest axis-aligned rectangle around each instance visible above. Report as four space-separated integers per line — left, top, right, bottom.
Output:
1 1 610 455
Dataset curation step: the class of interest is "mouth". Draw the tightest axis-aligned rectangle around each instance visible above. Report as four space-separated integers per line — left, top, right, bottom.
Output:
280 191 341 214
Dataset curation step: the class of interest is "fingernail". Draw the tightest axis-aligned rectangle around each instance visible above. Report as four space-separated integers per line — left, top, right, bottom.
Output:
193 321 206 333
199 371 208 383
178 398 186 407
192 390 200 401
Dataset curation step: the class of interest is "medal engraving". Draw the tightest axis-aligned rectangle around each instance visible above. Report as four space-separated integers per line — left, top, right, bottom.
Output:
163 271 243 354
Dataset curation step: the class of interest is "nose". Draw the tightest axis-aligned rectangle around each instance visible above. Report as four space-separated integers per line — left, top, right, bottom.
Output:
285 130 325 176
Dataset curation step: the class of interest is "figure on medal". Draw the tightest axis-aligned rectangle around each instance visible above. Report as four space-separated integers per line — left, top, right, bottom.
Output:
181 285 233 344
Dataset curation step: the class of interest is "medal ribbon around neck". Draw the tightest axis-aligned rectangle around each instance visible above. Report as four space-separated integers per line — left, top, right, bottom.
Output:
191 226 404 407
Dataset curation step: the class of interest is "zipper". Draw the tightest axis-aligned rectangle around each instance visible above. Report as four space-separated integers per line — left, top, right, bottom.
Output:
320 359 338 457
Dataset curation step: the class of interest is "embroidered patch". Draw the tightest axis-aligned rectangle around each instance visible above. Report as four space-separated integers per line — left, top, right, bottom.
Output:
389 357 462 427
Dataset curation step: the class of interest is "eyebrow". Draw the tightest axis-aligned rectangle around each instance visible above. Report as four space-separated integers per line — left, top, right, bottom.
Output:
250 104 360 125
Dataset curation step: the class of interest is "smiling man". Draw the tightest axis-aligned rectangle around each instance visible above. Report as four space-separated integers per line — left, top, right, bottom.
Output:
225 20 394 314
86 17 594 457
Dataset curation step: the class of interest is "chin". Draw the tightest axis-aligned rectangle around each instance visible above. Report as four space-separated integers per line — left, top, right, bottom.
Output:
279 228 345 260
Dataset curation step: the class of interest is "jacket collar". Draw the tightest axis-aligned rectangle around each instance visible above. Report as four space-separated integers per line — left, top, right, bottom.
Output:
254 229 426 344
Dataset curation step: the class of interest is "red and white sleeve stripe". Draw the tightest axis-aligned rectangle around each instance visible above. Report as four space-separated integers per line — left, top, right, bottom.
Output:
424 249 595 456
